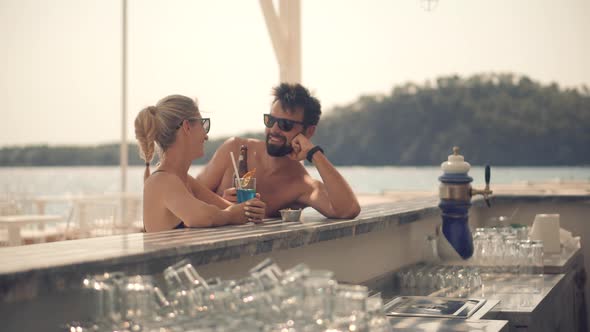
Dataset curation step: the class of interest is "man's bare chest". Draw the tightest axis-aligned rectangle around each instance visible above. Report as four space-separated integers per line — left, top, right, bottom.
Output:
258 179 302 209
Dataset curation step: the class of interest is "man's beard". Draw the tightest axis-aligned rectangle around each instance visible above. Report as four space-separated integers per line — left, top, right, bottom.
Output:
266 133 293 157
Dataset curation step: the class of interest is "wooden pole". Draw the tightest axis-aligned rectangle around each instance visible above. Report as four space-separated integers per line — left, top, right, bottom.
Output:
260 0 301 83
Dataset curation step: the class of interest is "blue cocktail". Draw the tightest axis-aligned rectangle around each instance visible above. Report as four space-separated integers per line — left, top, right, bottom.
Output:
235 177 256 203
237 188 256 203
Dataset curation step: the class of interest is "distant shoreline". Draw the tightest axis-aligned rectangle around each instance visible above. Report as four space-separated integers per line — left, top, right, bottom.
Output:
1 167 588 201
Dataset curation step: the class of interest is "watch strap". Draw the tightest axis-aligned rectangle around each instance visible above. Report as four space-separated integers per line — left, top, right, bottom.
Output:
306 146 324 162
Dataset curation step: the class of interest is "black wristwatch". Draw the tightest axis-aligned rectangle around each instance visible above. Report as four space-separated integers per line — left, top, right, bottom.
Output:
306 146 324 162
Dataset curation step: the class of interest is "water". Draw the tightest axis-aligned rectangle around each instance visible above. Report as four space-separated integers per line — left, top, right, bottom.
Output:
0 165 588 198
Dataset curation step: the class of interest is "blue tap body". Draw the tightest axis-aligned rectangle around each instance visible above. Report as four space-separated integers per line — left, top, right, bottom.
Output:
438 171 474 259
437 148 491 261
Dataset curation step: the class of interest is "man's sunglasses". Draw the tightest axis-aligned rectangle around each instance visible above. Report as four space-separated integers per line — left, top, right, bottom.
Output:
176 117 210 134
263 114 305 132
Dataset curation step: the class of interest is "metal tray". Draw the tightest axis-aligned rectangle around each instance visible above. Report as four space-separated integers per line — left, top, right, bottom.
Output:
384 296 487 319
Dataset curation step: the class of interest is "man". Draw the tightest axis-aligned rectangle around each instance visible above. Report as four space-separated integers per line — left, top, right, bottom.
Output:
197 83 360 219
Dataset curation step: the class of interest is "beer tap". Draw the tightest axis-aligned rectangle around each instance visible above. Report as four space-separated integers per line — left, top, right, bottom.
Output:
471 165 493 207
437 147 493 260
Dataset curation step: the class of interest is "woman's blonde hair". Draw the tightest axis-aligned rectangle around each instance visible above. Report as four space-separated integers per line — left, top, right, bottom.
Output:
134 94 200 181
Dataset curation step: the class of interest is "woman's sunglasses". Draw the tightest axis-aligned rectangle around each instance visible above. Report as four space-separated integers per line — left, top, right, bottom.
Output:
176 117 211 134
263 114 305 132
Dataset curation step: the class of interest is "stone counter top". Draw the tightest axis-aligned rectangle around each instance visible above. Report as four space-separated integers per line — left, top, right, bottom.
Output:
0 197 440 275
0 197 440 302
1 193 587 303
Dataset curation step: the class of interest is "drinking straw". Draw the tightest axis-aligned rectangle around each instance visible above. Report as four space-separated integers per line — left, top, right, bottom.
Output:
229 152 243 189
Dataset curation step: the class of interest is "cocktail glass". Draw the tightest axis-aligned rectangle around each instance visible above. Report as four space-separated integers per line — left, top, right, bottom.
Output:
235 177 256 203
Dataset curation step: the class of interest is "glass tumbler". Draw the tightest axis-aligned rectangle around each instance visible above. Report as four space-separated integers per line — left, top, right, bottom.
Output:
531 240 544 292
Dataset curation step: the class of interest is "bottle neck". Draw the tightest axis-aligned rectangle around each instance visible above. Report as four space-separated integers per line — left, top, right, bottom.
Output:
238 152 248 177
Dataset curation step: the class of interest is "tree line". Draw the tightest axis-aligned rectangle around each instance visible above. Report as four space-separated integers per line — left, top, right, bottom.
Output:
1 73 589 167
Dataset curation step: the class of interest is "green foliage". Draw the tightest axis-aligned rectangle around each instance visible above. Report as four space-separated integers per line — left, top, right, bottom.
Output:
0 134 266 167
1 73 588 166
312 73 589 166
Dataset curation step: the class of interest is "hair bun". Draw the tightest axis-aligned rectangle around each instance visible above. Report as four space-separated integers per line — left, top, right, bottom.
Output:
148 106 158 116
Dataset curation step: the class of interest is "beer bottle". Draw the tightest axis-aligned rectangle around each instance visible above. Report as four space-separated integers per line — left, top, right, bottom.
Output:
238 145 248 178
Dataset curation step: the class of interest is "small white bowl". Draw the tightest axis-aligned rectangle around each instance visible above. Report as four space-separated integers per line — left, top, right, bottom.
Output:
279 209 302 222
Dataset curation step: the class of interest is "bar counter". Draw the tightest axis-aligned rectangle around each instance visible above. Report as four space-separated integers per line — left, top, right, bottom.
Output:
0 194 588 331
0 197 441 301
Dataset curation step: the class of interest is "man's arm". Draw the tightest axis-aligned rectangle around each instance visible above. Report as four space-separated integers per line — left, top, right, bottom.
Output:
196 137 240 193
290 135 361 219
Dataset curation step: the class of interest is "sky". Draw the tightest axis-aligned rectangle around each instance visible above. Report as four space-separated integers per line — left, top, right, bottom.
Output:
0 0 588 147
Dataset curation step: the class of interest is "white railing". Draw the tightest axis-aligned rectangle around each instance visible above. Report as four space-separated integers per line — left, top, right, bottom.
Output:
0 192 143 246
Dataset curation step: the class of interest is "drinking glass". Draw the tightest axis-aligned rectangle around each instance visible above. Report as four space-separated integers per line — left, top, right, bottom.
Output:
531 240 545 292
329 284 369 332
123 275 168 322
434 266 450 292
249 258 284 290
332 284 368 317
514 225 529 241
489 231 505 273
422 235 439 263
200 280 240 314
518 240 533 275
163 259 209 317
366 297 391 332
466 267 482 291
80 272 125 329
504 236 520 274
235 177 256 203
85 272 127 322
302 270 336 323
516 239 540 294
471 228 487 267
81 272 169 331
231 276 273 321
164 259 209 290
481 228 498 273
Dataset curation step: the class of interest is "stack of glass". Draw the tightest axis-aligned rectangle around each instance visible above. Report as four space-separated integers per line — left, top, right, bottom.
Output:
396 264 483 298
64 258 392 332
397 225 545 298
472 226 544 278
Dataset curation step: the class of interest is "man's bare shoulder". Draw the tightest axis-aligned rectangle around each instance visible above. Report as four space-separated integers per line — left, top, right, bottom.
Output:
219 137 242 150
209 137 246 163
221 137 263 149
245 137 264 145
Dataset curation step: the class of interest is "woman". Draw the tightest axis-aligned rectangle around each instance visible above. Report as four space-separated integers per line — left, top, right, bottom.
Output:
134 94 266 232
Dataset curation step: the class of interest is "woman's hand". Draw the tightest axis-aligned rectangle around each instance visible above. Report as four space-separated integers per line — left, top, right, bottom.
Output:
226 197 266 225
244 198 266 223
227 203 249 224
223 188 262 204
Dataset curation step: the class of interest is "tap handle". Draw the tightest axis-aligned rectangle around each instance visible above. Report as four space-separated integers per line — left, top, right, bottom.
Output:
484 165 491 207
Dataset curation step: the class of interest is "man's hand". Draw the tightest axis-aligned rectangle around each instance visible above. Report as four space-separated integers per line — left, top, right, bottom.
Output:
222 187 237 203
288 134 315 161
